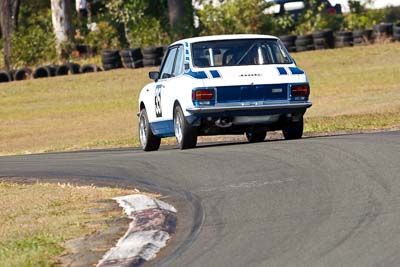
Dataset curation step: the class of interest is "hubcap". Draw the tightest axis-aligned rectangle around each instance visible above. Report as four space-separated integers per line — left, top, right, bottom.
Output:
139 114 147 148
174 111 183 144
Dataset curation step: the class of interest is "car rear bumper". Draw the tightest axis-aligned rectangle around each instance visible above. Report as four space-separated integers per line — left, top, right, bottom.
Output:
186 102 312 114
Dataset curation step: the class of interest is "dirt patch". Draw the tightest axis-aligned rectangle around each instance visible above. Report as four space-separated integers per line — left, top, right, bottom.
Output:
58 201 130 267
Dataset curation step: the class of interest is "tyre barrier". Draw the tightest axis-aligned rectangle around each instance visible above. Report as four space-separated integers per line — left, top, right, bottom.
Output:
76 45 98 57
0 70 13 83
33 66 52 79
312 29 334 50
125 60 144 69
373 23 393 39
393 23 400 41
279 35 297 52
335 31 353 48
14 68 32 81
46 65 58 77
102 49 123 71
80 64 102 73
295 34 314 52
353 29 373 46
143 46 164 67
120 47 144 69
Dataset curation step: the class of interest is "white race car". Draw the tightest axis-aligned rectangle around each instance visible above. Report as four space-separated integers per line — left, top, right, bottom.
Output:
137 34 312 151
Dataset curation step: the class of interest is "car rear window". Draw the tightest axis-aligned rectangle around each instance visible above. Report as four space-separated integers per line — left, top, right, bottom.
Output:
191 39 293 68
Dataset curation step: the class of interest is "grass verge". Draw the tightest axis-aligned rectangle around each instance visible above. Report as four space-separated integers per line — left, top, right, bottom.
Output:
0 181 141 267
0 43 399 155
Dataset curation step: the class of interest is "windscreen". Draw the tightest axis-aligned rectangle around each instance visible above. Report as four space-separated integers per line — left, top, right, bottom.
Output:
191 39 292 68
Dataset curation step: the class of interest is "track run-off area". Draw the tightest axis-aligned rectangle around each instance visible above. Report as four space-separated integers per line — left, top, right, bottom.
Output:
1 131 399 267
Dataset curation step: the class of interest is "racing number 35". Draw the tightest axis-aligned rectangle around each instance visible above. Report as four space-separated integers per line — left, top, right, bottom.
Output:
155 84 163 117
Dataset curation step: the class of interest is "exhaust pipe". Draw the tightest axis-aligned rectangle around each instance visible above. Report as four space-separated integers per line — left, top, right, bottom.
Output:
215 118 232 128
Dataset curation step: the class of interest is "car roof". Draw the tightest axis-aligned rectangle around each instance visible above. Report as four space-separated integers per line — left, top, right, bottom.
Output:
171 34 279 47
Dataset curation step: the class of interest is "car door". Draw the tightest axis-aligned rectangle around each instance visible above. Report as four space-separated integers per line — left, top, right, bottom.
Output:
161 45 185 123
149 45 184 135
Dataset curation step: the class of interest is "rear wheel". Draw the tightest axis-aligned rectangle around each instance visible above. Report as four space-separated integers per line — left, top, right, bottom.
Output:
139 109 161 151
245 131 267 143
174 105 197 149
282 117 304 140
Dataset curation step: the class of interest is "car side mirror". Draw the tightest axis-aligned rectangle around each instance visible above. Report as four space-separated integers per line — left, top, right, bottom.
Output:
149 71 160 81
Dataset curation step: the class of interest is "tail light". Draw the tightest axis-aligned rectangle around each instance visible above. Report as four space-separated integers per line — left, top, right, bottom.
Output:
192 88 215 105
291 84 310 97
193 89 215 101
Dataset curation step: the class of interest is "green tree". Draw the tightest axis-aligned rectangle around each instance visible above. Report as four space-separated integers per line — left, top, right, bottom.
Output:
197 0 272 35
106 0 147 46
295 0 343 35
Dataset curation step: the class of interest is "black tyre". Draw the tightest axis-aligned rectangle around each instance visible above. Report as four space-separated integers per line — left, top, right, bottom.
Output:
80 64 100 73
373 23 393 36
336 31 353 37
279 35 297 43
143 53 160 60
120 48 143 60
287 46 297 53
102 49 120 58
282 117 304 140
336 36 353 42
296 46 308 52
56 65 69 76
143 46 163 55
312 29 333 39
33 66 51 79
139 109 161 151
0 70 12 83
143 58 162 67
126 60 144 69
313 37 326 46
393 32 400 41
295 37 313 46
46 65 58 76
174 105 197 149
66 63 81 74
245 131 267 143
14 68 32 81
103 62 123 71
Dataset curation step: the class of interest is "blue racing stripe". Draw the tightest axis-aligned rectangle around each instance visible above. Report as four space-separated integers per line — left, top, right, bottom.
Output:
185 70 208 79
210 70 221 78
289 67 305 75
277 67 287 75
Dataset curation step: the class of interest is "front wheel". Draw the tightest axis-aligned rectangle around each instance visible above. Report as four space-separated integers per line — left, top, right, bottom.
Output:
139 109 161 151
174 105 197 149
282 117 304 140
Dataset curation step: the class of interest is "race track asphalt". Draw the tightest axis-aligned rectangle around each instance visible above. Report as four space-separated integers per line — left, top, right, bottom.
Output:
1 131 399 267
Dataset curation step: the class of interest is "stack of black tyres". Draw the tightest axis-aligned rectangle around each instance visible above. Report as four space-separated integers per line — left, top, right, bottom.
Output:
143 46 164 67
353 29 373 46
335 31 353 48
295 34 314 52
120 48 144 69
102 50 123 71
312 29 334 50
393 23 400 41
373 23 393 40
279 35 297 52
